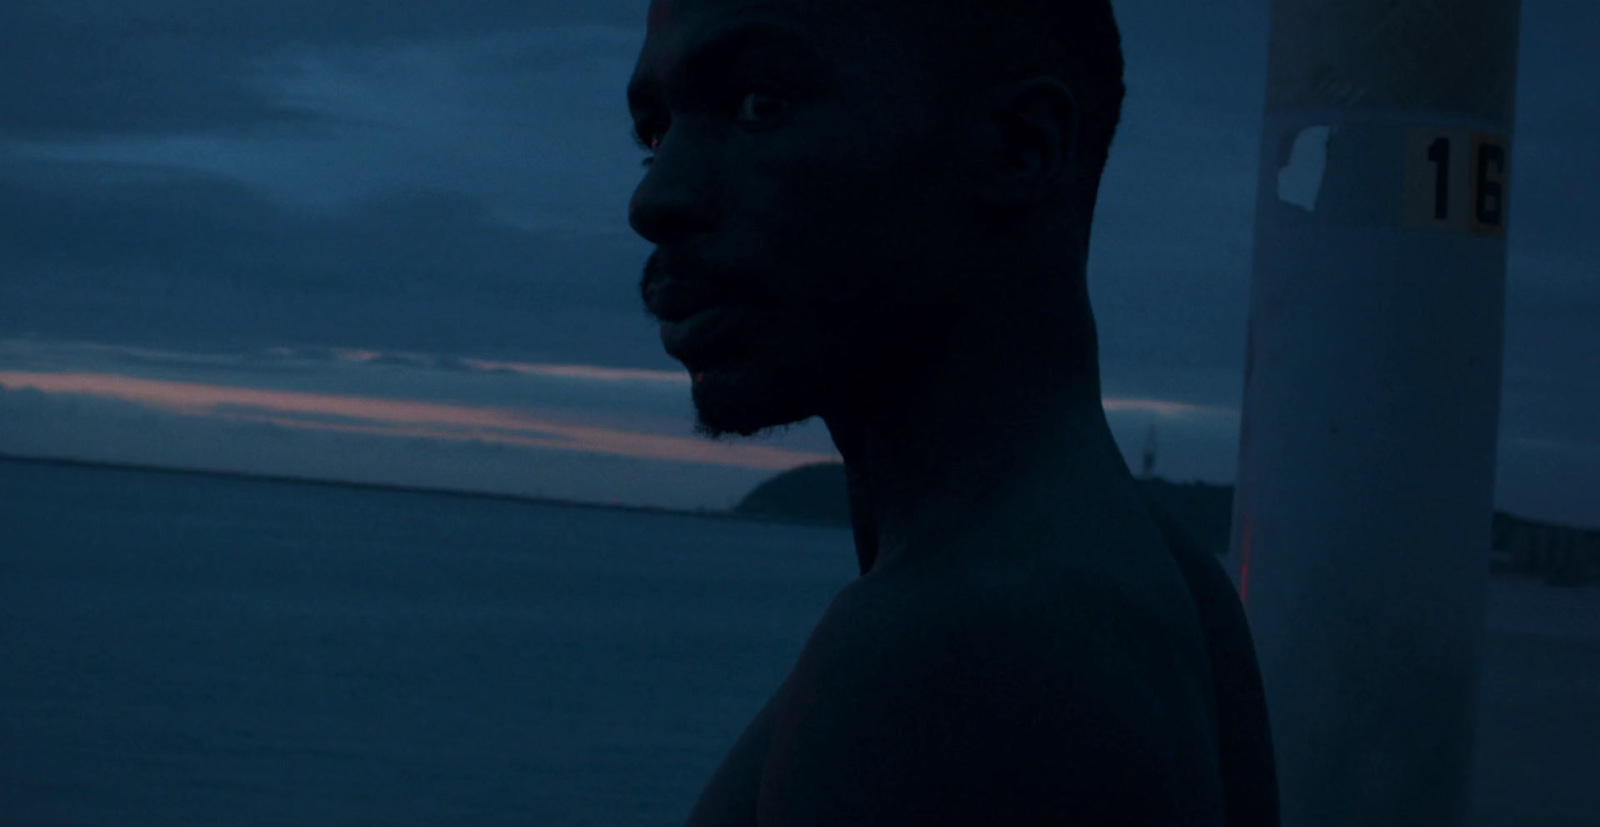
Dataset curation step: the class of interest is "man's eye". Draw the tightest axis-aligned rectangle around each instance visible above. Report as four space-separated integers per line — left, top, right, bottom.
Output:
633 91 789 169
733 91 790 127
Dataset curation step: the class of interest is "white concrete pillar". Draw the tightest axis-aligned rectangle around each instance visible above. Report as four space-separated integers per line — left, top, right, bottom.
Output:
1222 1 1524 825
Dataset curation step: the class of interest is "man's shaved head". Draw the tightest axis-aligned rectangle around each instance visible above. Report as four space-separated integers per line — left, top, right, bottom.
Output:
637 0 1126 229
875 0 1127 226
631 0 1128 440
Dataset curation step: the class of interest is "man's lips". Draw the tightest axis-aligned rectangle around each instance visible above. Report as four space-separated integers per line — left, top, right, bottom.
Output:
659 306 754 367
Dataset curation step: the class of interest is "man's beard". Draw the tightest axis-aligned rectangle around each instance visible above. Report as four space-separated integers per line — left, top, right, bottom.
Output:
685 300 949 440
689 358 817 440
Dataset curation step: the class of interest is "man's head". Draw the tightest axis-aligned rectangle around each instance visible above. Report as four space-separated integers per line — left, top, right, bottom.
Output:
629 0 1126 439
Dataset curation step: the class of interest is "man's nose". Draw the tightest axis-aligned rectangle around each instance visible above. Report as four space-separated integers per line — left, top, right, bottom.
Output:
627 157 717 244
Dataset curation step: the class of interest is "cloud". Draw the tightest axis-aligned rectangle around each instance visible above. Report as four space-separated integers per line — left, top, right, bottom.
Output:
0 356 835 511
207 402 459 433
0 339 1251 486
0 159 659 366
1 21 652 235
0 366 841 471
0 339 700 433
0 380 762 511
0 2 648 142
4 337 1595 524
0 0 1592 495
0 8 324 143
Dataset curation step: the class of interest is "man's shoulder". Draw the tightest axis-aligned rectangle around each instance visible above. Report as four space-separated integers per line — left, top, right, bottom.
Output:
838 550 1210 715
759 554 1225 825
821 537 1210 682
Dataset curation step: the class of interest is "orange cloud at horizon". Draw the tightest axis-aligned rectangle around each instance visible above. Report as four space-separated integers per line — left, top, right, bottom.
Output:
0 369 1238 475
456 359 688 384
1102 396 1237 419
0 371 836 472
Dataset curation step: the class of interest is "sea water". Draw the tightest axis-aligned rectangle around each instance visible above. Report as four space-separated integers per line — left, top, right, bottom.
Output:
0 457 1595 826
0 458 855 826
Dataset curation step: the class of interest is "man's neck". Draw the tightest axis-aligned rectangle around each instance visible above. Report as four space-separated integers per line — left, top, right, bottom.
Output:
823 311 1147 576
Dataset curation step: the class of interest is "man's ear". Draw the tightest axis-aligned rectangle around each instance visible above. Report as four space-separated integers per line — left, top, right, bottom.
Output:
976 76 1081 211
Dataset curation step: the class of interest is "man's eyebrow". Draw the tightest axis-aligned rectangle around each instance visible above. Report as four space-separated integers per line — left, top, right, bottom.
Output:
627 22 820 112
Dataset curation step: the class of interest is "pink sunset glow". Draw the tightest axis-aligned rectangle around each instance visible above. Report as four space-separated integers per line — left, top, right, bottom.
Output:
456 359 687 383
1102 396 1234 419
0 371 835 472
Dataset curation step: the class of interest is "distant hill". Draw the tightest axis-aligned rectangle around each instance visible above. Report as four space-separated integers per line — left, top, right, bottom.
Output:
735 462 853 527
735 463 1600 586
733 462 1235 544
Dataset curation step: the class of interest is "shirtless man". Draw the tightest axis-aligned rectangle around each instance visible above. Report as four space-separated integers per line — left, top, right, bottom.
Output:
628 0 1279 823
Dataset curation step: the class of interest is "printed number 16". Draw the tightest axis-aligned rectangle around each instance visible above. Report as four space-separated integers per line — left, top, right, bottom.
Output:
1427 136 1506 229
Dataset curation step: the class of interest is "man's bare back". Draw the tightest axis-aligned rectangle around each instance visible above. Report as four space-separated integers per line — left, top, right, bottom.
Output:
685 515 1268 826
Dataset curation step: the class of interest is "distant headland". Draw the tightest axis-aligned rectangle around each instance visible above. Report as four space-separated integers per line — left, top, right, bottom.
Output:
4 452 1593 586
734 462 1600 587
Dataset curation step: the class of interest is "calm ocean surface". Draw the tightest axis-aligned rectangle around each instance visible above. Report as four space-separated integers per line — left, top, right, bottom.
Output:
2 457 1596 826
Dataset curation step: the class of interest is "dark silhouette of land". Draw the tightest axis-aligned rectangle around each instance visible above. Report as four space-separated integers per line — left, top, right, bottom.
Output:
7 452 1591 586
0 453 767 527
736 462 1600 586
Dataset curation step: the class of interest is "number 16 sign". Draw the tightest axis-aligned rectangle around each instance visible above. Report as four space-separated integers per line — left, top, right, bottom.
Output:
1403 127 1510 238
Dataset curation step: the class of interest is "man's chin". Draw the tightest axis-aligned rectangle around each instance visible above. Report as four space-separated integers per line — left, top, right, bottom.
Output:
688 364 814 440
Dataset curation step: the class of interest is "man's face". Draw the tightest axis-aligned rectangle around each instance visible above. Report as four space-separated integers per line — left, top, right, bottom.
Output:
628 0 974 438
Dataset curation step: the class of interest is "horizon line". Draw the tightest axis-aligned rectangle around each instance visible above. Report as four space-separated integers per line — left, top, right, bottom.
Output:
0 452 849 530
1 452 1586 534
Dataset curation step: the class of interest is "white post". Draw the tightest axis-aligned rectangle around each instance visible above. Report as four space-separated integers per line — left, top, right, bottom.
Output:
1222 1 1524 825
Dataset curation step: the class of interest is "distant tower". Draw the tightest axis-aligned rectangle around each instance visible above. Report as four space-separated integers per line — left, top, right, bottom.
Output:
1140 424 1158 479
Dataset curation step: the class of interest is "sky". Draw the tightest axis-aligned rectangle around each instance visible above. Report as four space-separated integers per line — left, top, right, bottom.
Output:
0 1 1594 524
